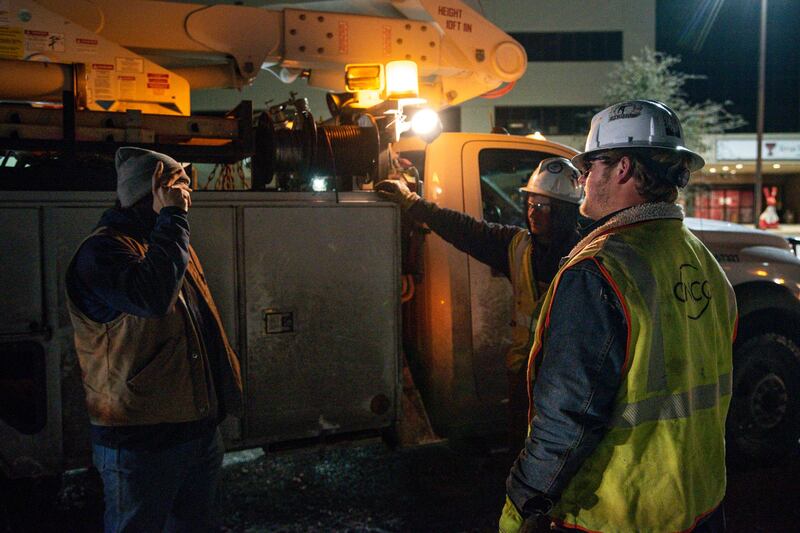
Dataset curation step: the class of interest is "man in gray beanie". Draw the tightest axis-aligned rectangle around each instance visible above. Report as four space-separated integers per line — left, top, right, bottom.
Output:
115 146 188 208
65 147 242 532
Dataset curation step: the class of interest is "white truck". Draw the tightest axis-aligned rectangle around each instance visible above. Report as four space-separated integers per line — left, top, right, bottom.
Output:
0 0 798 493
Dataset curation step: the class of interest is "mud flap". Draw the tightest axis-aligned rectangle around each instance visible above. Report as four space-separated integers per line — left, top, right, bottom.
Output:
394 356 442 447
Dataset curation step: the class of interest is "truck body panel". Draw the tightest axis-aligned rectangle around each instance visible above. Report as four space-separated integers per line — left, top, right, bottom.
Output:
0 192 400 476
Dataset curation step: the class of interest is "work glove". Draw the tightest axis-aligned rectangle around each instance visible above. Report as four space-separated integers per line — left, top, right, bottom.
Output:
499 495 524 533
375 178 420 210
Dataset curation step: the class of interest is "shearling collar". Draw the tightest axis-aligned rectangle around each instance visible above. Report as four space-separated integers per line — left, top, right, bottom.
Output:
569 202 684 259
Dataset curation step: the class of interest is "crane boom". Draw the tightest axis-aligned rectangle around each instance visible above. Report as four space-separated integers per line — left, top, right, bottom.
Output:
0 0 526 114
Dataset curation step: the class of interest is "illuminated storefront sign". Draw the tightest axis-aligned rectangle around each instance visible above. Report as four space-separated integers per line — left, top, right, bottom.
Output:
716 139 800 161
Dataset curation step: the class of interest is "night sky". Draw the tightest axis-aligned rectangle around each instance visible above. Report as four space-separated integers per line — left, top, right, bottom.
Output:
656 0 800 133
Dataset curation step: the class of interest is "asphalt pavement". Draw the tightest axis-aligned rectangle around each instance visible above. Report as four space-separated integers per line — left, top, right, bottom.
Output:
4 438 800 532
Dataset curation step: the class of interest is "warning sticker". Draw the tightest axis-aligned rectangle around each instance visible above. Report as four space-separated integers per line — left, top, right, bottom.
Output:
24 29 64 53
146 72 170 90
116 56 143 73
0 0 10 26
118 75 137 100
75 37 98 54
382 26 391 55
338 21 348 54
92 70 113 99
0 26 23 59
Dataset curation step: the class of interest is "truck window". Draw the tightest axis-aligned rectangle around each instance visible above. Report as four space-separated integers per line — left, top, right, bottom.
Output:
478 148 554 226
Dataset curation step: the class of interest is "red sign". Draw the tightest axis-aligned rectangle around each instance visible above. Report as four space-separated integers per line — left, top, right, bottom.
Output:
338 22 348 54
92 64 114 71
382 26 391 55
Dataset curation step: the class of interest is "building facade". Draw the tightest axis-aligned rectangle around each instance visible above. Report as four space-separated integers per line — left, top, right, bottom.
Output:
458 0 655 140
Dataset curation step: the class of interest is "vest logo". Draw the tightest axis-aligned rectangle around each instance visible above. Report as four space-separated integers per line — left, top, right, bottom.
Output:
673 263 711 319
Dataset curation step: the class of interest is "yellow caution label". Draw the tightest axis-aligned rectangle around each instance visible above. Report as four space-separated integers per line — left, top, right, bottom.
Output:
0 26 23 59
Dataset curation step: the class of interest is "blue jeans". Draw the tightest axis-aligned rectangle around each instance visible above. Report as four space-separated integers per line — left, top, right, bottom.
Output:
92 426 224 533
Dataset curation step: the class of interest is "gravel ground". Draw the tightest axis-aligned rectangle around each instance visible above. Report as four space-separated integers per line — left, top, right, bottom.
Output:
3 438 800 532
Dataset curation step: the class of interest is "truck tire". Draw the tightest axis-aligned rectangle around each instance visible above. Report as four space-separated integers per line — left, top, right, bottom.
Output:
727 333 800 466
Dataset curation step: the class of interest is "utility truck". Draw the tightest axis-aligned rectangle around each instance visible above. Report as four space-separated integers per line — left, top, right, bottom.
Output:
0 0 798 494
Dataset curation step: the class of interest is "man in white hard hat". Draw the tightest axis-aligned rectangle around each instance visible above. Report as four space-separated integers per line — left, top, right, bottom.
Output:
377 157 582 448
500 100 737 532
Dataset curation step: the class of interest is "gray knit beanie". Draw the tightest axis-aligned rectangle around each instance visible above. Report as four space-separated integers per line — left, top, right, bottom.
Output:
115 147 184 208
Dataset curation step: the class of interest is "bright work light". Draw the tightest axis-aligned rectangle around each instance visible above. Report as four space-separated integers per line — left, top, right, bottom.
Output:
385 60 419 99
410 108 440 136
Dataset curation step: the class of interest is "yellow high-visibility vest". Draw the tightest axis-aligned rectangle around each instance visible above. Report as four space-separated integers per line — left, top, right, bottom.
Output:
507 231 549 373
529 218 737 532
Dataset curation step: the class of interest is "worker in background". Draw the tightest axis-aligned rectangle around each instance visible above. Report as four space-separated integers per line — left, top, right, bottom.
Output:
65 147 243 532
500 100 737 533
377 156 582 448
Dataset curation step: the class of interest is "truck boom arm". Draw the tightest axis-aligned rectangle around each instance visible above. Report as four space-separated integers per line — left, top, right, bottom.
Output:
2 0 526 114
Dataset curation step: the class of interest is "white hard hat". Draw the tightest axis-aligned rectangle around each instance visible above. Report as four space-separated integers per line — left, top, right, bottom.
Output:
519 157 582 204
571 100 704 173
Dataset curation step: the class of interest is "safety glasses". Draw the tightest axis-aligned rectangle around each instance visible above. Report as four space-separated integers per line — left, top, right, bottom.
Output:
526 201 552 213
580 153 616 176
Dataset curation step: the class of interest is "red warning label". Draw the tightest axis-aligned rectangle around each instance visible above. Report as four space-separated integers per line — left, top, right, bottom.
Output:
338 21 348 54
383 26 391 55
146 72 170 88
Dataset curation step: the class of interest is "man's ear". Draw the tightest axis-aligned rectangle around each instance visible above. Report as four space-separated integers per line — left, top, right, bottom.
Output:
616 156 634 184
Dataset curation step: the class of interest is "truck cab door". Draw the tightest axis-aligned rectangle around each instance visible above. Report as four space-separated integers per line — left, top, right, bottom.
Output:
460 140 574 405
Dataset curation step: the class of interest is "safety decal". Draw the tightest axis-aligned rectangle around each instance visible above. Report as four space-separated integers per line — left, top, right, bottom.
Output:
117 56 144 73
24 29 63 53
0 26 23 59
663 112 681 139
546 160 564 174
608 102 643 122
0 0 9 25
75 37 98 55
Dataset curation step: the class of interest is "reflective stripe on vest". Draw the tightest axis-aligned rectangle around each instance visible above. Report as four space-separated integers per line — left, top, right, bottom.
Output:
612 372 732 428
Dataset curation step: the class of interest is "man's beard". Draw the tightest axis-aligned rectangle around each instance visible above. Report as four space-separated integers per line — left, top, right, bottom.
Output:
580 169 611 219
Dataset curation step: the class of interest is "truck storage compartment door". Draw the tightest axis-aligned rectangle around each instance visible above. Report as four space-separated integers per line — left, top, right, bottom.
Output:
49 204 108 471
0 208 42 335
0 201 104 477
242 202 400 442
179 202 241 442
184 205 238 349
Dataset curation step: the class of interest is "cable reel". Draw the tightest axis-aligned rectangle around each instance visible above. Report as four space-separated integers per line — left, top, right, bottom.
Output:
251 94 381 191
